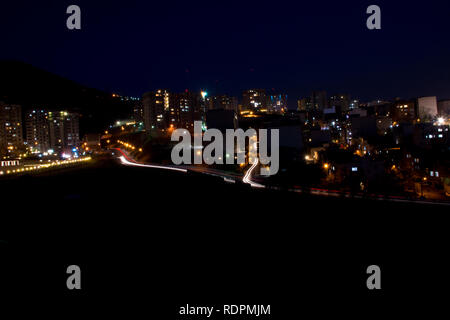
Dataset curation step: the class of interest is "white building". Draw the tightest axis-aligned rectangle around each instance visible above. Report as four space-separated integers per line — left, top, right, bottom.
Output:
417 96 438 120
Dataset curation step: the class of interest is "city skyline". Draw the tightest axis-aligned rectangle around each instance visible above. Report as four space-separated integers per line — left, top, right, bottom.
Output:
2 2 450 311
1 1 450 105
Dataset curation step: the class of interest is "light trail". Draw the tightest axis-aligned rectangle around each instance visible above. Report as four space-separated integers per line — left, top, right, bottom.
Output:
242 158 265 188
119 155 188 173
115 149 448 204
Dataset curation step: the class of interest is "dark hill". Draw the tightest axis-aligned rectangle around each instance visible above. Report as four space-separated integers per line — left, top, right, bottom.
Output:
0 60 134 134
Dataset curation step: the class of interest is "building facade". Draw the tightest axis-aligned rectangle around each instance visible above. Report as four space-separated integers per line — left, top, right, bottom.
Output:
297 97 312 111
143 90 206 131
173 91 204 130
329 94 350 112
417 96 438 120
311 91 328 111
0 102 23 157
143 89 171 131
267 94 288 114
242 89 266 111
208 95 238 112
392 100 416 122
25 109 50 153
438 99 450 116
48 111 80 152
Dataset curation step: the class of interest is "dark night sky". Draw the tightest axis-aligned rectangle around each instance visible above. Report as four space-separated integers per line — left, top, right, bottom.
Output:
1 0 450 106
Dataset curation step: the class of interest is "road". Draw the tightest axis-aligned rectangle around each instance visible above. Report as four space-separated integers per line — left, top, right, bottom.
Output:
114 148 449 206
115 148 259 187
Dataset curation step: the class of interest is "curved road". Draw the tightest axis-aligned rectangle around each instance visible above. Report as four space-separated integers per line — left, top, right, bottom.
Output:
114 148 449 206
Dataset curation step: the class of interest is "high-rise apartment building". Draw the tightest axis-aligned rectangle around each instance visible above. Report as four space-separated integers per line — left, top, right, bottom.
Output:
297 97 312 111
25 109 50 153
208 95 239 112
173 91 204 129
143 89 171 131
48 111 80 151
393 100 416 122
143 90 207 131
242 89 266 111
0 102 23 156
329 94 350 112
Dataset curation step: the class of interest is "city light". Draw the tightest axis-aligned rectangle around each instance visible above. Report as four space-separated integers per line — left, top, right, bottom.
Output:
242 158 264 188
0 157 92 177
118 155 187 173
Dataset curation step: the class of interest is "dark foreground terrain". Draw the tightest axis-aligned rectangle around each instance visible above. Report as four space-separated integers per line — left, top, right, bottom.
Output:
0 157 449 316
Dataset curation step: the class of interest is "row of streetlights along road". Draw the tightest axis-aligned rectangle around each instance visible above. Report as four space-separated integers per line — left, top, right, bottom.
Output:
116 140 143 152
0 157 92 176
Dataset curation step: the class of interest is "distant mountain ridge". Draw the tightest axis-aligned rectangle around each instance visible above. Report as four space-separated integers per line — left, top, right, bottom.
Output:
0 60 134 134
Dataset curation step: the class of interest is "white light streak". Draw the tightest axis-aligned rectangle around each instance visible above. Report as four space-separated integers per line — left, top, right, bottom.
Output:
243 158 264 188
119 156 187 173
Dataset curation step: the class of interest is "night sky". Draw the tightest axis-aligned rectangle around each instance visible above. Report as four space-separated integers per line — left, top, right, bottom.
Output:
1 0 450 106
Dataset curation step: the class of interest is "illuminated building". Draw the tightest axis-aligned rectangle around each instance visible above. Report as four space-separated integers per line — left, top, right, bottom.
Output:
297 97 312 111
143 89 171 131
329 94 350 112
48 111 80 152
349 99 360 110
173 91 204 129
267 94 288 114
0 102 23 156
413 123 449 146
392 100 416 122
242 89 266 111
25 109 50 153
208 95 238 112
392 97 438 123
133 100 144 126
376 116 393 135
143 90 208 131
